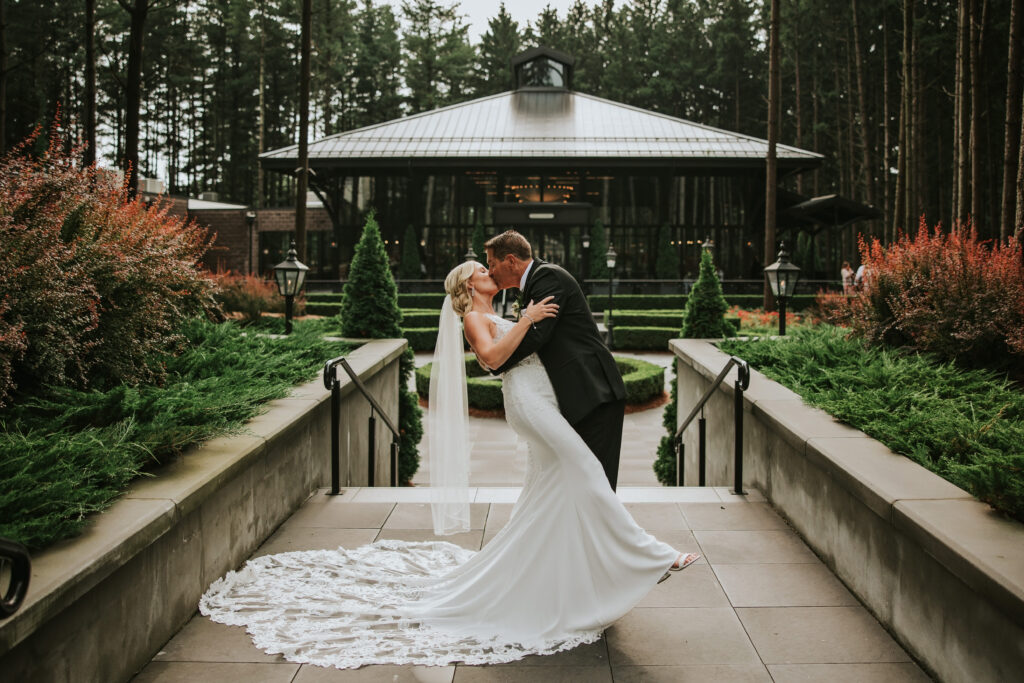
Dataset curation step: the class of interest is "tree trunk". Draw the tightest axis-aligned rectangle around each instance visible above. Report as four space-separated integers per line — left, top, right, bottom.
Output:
0 0 7 154
84 0 96 166
295 0 313 260
120 0 149 199
1017 81 1024 238
969 0 985 226
257 0 266 209
812 51 820 196
851 0 874 213
956 0 970 224
793 19 803 195
764 0 780 310
883 8 892 241
893 0 912 238
1001 0 1022 239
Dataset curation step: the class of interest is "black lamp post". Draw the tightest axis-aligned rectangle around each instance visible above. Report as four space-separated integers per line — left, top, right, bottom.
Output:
273 239 309 335
763 242 801 336
245 210 256 274
605 244 617 349
464 245 478 262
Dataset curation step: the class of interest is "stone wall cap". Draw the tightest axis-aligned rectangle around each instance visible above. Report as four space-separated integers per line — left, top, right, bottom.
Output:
0 498 176 653
894 498 1024 626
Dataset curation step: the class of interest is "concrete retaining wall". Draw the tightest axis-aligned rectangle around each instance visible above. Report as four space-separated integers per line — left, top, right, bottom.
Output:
0 338 406 683
671 338 1024 683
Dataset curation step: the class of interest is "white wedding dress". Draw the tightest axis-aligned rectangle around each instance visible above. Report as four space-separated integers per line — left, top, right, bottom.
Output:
199 314 680 668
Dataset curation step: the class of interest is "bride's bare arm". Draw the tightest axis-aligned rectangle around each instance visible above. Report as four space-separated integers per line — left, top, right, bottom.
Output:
463 297 558 369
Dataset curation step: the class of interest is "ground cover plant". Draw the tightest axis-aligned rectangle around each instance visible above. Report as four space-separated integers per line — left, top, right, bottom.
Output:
719 325 1024 521
0 319 354 549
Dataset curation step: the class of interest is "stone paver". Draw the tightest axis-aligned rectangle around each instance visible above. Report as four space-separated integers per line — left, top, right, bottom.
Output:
136 486 930 682
134 352 929 681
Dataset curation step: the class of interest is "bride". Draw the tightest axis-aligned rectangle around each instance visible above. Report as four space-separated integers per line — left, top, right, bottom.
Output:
199 261 700 669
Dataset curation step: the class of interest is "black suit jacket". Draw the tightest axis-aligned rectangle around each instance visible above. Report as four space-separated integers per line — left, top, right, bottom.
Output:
494 260 625 425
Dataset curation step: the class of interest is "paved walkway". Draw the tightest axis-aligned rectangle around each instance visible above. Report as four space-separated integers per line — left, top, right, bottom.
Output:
410 350 673 487
134 351 931 681
136 487 929 682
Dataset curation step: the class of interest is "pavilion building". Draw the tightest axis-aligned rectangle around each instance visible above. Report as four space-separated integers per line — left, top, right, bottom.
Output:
253 47 872 282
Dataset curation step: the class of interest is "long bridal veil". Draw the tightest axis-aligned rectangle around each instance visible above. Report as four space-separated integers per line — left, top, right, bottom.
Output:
427 295 471 535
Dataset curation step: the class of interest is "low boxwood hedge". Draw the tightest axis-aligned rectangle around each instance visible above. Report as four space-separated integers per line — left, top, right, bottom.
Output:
416 355 664 412
399 292 447 308
587 293 818 311
610 321 740 350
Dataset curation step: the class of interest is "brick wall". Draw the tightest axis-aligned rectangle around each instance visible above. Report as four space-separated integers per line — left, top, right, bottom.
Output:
187 207 333 274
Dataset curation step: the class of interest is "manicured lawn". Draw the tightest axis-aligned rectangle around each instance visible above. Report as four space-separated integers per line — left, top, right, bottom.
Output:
0 319 354 549
719 325 1024 521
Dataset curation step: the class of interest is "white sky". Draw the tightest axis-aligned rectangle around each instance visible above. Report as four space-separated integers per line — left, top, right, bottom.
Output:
387 0 581 42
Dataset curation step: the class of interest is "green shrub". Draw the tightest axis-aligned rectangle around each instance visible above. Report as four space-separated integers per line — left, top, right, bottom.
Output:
609 310 684 327
401 309 442 327
399 292 447 308
681 250 737 339
719 326 1024 521
0 127 217 406
213 271 306 322
612 326 678 350
829 223 1024 373
654 250 735 484
588 294 686 310
0 320 354 549
587 294 818 312
336 212 421 483
472 221 487 261
306 301 343 316
416 355 663 410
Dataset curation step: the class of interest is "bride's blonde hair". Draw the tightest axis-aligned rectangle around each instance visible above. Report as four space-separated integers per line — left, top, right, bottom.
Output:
444 261 478 316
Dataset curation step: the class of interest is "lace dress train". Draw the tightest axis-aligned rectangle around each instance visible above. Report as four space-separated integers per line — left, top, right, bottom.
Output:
199 314 680 668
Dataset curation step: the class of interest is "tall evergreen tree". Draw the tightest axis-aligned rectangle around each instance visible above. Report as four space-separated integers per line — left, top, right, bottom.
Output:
655 225 679 278
474 3 519 95
589 219 611 279
401 0 474 114
353 0 402 127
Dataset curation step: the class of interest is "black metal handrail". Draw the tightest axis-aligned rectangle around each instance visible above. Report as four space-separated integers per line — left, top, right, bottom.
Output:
0 537 31 619
674 356 751 494
323 356 401 492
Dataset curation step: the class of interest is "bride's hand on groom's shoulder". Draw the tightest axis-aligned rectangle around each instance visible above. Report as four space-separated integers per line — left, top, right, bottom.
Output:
523 296 559 323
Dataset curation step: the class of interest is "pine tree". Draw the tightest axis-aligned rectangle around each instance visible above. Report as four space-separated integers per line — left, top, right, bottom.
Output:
471 220 487 261
654 248 735 485
655 224 679 278
399 224 421 279
589 219 611 279
338 212 421 483
401 0 474 114
475 3 520 95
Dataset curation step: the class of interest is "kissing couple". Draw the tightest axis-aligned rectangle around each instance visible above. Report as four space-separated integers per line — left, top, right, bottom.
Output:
200 230 699 669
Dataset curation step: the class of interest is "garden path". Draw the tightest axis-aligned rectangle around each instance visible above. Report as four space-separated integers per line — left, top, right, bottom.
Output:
410 350 673 487
136 486 930 682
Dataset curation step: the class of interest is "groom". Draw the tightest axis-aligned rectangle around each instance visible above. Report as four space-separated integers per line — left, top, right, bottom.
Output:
485 230 626 491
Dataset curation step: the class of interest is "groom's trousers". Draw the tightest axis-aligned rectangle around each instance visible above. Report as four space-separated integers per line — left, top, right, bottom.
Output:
573 398 626 491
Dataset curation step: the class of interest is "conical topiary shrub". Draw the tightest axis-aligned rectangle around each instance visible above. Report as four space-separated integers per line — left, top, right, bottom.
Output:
338 212 422 483
654 248 736 485
680 249 736 339
399 225 421 279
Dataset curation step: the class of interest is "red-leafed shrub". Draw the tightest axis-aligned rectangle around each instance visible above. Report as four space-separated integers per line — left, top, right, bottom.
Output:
212 270 306 323
822 220 1024 371
0 125 217 405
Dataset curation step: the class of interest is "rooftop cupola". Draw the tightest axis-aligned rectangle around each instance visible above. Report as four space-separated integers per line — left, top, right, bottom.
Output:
511 46 575 91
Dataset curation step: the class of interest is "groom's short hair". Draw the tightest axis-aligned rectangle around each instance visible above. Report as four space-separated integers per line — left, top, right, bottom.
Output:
485 230 532 261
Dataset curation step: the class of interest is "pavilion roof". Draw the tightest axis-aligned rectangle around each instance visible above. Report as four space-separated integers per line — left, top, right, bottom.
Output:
260 90 823 170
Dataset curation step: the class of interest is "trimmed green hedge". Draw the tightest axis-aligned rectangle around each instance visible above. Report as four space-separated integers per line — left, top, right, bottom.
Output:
399 292 447 308
306 301 343 316
416 355 664 411
401 309 442 327
611 320 740 350
587 293 819 311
